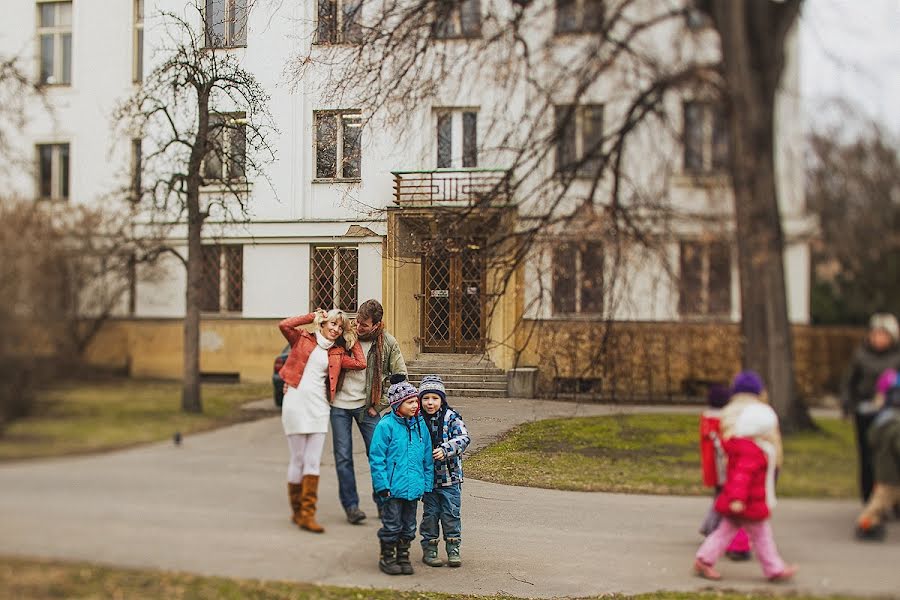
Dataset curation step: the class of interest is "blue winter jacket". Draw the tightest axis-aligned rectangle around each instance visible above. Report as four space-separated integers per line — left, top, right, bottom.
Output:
369 411 434 500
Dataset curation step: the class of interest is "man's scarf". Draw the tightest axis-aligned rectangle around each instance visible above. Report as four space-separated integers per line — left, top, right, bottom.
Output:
360 321 385 409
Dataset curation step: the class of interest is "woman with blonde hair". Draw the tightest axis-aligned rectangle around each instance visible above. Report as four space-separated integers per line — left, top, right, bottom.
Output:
277 308 366 533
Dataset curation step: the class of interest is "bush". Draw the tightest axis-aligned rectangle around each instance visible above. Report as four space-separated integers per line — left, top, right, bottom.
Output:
0 355 36 433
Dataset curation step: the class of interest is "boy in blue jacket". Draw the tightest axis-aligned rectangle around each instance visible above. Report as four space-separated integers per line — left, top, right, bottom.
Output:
369 374 434 575
418 374 470 568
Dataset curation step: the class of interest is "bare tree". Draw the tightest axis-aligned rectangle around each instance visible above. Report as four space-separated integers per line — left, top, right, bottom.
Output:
116 4 276 413
808 116 900 324
295 0 813 428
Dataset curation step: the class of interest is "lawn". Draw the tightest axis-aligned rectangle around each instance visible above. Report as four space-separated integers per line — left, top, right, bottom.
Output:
0 378 271 461
0 556 878 600
465 414 856 498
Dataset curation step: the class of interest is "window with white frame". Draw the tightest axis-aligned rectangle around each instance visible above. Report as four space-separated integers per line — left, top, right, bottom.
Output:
552 241 604 315
204 0 248 48
37 143 70 201
37 1 72 85
685 0 712 30
315 111 362 180
133 0 144 82
131 138 142 202
316 0 362 44
203 112 247 182
433 0 481 38
555 104 603 178
311 246 358 312
555 0 603 34
678 240 731 317
436 109 478 169
683 101 729 174
199 244 243 313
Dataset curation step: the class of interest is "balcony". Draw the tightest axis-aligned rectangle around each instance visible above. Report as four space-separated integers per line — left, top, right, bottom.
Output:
392 168 512 208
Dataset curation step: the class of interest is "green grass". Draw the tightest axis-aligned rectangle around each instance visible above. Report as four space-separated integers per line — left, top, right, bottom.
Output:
466 414 856 498
0 378 271 461
0 556 879 600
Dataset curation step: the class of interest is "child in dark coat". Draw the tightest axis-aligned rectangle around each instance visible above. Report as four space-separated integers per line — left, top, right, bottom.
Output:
417 375 470 567
694 403 797 582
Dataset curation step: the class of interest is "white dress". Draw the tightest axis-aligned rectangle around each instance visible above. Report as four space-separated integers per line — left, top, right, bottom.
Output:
281 333 333 435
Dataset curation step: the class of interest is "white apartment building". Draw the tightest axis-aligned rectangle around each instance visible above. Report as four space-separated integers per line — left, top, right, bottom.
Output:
0 0 813 395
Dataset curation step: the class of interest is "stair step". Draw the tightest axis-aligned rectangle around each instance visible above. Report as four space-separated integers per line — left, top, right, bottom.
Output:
407 373 507 384
442 388 507 398
409 380 507 391
407 367 505 376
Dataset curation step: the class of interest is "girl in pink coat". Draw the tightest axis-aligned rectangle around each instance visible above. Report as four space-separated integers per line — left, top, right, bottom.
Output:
694 403 798 582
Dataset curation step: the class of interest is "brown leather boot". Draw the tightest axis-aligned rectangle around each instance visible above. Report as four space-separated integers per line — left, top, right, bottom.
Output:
298 475 325 533
288 482 303 527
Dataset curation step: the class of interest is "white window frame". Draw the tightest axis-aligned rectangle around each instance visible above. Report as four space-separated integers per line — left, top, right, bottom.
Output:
204 0 248 48
313 110 362 182
551 240 604 316
435 108 478 169
555 0 604 34
36 1 72 86
678 240 733 318
310 245 359 312
202 112 247 182
133 0 144 83
315 0 363 45
682 100 728 175
200 244 243 314
555 103 604 179
36 142 70 201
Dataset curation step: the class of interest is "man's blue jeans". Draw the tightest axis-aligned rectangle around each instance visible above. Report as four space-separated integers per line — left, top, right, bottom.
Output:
378 497 418 543
420 483 461 548
330 406 378 510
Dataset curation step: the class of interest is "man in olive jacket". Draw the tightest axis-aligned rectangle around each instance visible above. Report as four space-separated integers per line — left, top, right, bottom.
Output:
331 299 407 524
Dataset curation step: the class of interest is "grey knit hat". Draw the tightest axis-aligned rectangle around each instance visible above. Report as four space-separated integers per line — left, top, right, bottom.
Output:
418 374 447 402
387 374 419 411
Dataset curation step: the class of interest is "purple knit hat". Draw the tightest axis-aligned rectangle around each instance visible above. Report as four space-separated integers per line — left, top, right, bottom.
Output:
730 370 765 396
707 383 731 409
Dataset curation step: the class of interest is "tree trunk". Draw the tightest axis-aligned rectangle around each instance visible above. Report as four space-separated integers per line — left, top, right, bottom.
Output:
181 187 203 414
712 0 814 432
181 92 211 414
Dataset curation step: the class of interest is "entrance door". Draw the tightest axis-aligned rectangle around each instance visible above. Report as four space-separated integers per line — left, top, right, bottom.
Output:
423 250 484 352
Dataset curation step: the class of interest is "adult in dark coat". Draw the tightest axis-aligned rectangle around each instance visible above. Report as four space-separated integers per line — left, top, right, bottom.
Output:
842 313 900 502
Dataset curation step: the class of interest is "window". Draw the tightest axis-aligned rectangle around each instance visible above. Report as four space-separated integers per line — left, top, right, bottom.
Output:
37 1 72 85
311 246 358 312
205 0 248 48
199 245 243 313
683 101 729 174
555 0 603 34
436 109 478 169
131 138 142 202
316 0 362 44
685 0 712 30
552 241 603 315
555 104 603 178
203 112 246 181
37 143 69 201
314 111 361 180
133 0 144 82
433 0 481 38
678 240 731 317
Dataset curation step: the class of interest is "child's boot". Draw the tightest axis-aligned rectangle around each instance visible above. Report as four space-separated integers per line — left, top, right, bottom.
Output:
422 539 443 567
768 564 798 582
445 537 461 568
693 558 721 580
855 520 886 541
378 541 403 575
396 538 414 575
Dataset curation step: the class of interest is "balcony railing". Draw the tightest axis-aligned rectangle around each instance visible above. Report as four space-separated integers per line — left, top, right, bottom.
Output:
392 168 512 207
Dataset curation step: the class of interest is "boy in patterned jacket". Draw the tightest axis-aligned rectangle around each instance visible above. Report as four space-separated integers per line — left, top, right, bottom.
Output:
417 375 471 568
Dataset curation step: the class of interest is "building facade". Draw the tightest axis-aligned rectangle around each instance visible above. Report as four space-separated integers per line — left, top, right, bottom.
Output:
0 1 816 398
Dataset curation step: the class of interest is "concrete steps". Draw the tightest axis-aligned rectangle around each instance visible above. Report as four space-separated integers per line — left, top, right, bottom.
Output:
405 353 507 398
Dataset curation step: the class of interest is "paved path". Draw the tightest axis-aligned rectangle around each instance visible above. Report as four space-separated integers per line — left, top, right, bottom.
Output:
0 398 895 598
